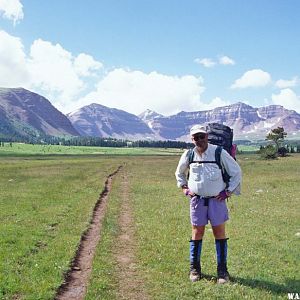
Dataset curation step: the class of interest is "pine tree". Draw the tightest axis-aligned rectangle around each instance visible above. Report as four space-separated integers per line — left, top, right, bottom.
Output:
266 127 287 151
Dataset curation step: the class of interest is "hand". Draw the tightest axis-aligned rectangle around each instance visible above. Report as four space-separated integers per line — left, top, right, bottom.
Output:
226 190 232 197
182 188 195 197
216 190 231 201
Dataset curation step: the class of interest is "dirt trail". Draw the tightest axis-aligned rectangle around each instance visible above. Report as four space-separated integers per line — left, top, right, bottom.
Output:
55 166 122 300
114 171 149 300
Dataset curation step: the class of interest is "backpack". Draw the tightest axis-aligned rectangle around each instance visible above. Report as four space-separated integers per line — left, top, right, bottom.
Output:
187 123 236 188
207 123 236 159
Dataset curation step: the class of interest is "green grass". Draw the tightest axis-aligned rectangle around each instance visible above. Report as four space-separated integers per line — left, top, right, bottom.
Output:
0 156 123 300
87 154 300 299
237 144 260 152
0 143 183 156
85 168 124 300
1 153 300 299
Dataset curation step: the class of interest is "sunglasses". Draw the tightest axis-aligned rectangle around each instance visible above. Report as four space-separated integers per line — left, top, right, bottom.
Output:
192 133 207 141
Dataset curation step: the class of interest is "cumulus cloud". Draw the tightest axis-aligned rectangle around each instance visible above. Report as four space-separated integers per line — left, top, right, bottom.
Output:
28 39 85 102
0 0 23 25
0 30 29 87
74 53 103 77
27 39 104 112
201 97 230 111
0 29 206 116
194 57 216 68
231 69 271 89
272 88 300 112
0 30 104 113
195 55 235 68
275 77 298 89
78 68 206 115
0 31 225 116
0 30 233 116
219 55 235 65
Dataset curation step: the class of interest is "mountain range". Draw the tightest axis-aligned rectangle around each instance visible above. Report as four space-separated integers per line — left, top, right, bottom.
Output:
67 103 159 141
138 102 300 141
0 88 78 139
1 87 300 141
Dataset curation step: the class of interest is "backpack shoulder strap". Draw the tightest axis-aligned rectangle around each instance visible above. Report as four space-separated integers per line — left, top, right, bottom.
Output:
188 147 219 165
215 146 223 169
187 148 194 165
215 145 231 188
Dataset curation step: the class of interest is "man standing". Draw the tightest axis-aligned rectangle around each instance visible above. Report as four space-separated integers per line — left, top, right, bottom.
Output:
175 124 242 283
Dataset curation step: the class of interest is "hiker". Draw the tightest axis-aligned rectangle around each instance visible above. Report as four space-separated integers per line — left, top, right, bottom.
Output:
175 124 242 284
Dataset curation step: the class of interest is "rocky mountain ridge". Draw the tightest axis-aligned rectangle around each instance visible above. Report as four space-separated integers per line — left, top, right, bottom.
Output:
1 87 300 141
67 103 159 140
138 102 300 140
0 87 79 139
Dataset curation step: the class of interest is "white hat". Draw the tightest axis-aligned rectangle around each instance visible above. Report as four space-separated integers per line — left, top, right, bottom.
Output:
190 124 207 136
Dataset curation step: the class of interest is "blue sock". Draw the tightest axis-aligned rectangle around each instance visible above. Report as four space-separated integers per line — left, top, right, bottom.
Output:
215 238 228 264
190 239 203 269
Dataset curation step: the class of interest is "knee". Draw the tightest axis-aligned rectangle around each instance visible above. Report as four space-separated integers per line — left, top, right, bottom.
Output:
214 233 226 239
192 226 205 240
212 225 226 239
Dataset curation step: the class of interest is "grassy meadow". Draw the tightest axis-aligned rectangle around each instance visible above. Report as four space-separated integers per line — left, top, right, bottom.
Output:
0 149 299 299
0 142 183 156
0 155 124 299
0 142 259 157
86 154 300 299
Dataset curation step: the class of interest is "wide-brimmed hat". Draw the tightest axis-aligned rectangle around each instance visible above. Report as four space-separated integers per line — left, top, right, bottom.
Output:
190 124 207 136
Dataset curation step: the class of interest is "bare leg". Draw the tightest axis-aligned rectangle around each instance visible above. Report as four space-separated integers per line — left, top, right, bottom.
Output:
212 223 226 239
192 225 205 240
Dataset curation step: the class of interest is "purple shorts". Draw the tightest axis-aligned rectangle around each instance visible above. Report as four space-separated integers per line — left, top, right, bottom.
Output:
190 196 229 227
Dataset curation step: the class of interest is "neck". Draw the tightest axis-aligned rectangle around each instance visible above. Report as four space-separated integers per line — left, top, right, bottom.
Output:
196 144 208 154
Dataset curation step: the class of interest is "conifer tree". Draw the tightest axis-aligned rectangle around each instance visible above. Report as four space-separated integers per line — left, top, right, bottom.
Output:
266 127 287 151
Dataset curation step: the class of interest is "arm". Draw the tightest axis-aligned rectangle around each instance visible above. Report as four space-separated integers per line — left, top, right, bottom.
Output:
175 150 189 189
220 150 242 195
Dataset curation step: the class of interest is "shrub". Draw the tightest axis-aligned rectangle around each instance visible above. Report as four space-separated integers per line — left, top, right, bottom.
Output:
260 144 277 159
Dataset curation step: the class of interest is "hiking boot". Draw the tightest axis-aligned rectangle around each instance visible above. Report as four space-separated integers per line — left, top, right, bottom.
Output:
189 239 202 282
189 268 201 282
217 263 229 284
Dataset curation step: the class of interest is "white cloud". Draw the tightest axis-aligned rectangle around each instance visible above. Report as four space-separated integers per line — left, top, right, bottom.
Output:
202 97 230 110
27 39 104 112
231 69 271 89
78 68 206 115
28 39 85 101
194 57 216 68
0 30 104 113
195 55 235 68
272 88 300 112
0 0 23 25
275 77 298 89
74 53 103 77
0 32 224 116
0 32 206 115
219 55 235 65
0 30 29 87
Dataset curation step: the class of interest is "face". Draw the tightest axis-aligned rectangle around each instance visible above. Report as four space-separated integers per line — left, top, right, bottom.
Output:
191 132 208 148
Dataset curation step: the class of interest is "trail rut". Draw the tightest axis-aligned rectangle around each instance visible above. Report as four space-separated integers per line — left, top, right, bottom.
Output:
55 166 122 300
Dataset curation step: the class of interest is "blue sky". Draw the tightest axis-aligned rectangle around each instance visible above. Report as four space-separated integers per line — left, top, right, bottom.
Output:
0 0 300 115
